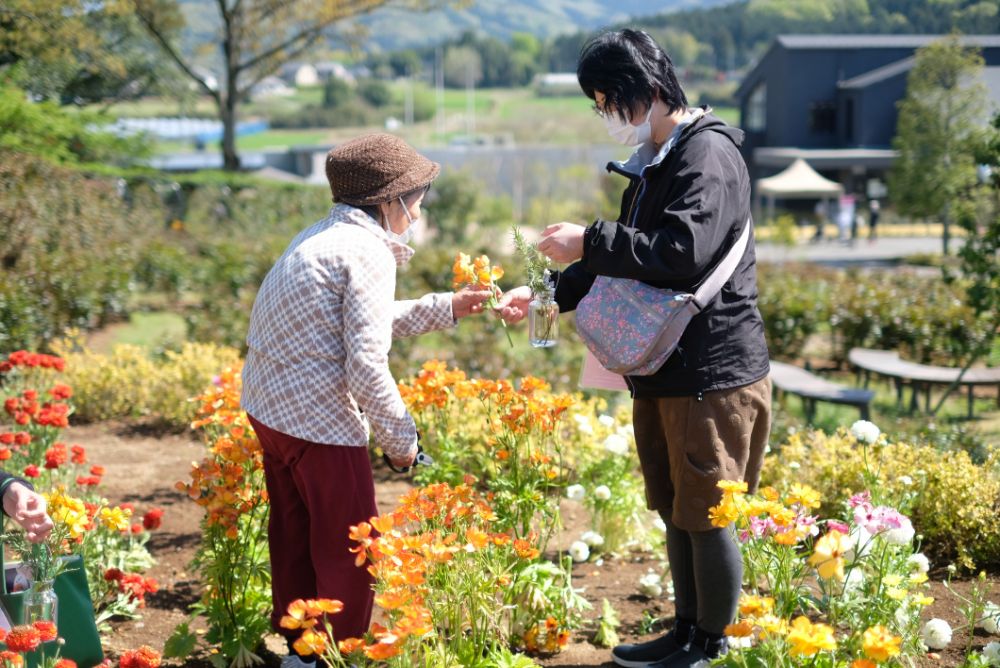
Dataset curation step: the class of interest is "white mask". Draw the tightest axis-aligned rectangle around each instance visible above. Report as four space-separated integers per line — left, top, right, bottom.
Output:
389 196 416 245
604 105 653 146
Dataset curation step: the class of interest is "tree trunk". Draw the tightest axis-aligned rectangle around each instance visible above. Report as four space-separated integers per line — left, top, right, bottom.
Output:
942 202 951 255
221 97 240 171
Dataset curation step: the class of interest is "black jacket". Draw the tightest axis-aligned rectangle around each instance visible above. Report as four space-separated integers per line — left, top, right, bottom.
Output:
554 110 770 398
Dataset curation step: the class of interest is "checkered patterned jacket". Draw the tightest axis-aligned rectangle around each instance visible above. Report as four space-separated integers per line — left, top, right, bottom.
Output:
241 204 454 459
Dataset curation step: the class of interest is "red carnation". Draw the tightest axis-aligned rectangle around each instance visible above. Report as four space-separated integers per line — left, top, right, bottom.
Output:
0 651 21 668
70 444 86 464
22 390 37 402
0 361 12 374
32 619 57 642
119 646 161 668
4 625 41 652
0 433 12 445
104 568 124 582
49 384 72 400
14 432 30 445
131 523 143 534
90 465 106 476
142 508 164 531
0 448 10 461
55 660 78 668
23 465 39 478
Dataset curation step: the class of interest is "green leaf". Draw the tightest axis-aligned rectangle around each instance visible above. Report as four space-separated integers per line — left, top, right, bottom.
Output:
164 622 199 659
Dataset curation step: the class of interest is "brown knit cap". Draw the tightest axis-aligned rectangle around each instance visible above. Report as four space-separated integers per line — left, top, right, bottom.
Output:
325 133 440 206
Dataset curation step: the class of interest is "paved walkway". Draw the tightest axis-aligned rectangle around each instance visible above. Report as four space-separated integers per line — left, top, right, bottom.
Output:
757 236 958 265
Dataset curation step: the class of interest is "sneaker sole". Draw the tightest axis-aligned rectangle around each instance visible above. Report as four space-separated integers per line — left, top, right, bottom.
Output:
611 656 657 668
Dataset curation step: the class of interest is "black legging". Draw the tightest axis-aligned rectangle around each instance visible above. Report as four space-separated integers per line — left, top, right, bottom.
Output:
664 515 743 635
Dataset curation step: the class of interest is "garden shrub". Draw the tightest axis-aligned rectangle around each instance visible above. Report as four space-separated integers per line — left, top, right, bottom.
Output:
50 340 241 426
762 428 1000 570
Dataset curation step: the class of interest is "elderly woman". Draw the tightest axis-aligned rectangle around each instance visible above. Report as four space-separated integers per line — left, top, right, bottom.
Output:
241 133 490 667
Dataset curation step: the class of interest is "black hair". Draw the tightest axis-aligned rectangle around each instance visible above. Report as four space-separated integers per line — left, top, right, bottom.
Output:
576 29 688 123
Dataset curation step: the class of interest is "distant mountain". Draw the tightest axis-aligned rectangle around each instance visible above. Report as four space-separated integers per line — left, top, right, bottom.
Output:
177 0 735 55
351 0 733 50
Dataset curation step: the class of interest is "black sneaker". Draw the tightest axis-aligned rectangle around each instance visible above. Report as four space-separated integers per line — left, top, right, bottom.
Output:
611 629 691 668
648 629 728 668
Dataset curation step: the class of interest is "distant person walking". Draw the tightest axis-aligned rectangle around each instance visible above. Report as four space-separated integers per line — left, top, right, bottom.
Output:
869 199 881 242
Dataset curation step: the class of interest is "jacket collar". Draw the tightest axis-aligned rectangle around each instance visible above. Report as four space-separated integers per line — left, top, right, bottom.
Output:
332 203 415 266
609 106 709 178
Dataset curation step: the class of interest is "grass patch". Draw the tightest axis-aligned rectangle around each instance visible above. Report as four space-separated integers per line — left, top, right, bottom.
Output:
90 311 188 354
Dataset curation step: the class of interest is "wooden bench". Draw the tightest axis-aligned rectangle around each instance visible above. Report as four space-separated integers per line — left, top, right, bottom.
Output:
769 360 875 423
848 347 1000 418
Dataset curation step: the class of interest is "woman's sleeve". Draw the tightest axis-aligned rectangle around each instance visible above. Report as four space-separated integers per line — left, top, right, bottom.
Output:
391 293 455 339
551 262 597 313
0 471 31 516
341 252 418 461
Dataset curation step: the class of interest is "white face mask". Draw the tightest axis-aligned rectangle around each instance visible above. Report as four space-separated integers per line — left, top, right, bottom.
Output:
604 104 653 146
388 196 416 245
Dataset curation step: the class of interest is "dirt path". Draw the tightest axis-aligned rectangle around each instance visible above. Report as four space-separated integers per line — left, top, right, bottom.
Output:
66 422 994 667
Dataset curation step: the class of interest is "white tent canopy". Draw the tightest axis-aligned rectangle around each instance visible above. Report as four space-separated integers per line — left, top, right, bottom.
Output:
756 158 844 224
757 158 844 198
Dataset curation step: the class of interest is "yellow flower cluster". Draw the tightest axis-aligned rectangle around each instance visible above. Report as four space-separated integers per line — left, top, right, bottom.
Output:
45 488 90 540
452 253 504 290
708 480 821 546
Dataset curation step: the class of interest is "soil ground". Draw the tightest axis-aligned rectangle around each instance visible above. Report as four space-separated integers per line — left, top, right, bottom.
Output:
68 421 997 668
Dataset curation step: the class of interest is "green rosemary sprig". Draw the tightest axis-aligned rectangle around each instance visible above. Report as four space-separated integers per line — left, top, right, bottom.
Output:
512 226 553 297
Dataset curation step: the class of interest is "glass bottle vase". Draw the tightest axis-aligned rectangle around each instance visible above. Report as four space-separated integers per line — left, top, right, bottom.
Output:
22 579 58 627
528 291 559 348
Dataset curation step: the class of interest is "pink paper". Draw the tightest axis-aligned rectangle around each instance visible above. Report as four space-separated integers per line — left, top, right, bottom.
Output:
579 349 629 391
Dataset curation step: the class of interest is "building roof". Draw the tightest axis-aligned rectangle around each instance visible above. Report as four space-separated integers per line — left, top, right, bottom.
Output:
776 34 1000 50
838 56 915 89
737 34 1000 99
754 147 899 170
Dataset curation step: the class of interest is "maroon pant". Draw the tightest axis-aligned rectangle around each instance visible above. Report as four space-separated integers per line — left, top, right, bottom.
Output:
248 415 378 644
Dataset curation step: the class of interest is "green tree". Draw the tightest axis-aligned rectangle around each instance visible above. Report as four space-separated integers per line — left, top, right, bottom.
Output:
889 35 990 254
131 0 448 170
932 111 1000 413
0 0 173 104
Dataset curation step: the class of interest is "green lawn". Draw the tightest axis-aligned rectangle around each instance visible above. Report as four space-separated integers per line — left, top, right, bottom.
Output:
91 311 188 354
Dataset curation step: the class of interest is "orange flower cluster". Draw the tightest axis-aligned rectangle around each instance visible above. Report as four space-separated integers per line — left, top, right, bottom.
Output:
522 616 571 654
310 481 541 662
279 599 344 656
397 360 468 411
452 253 504 290
118 646 161 668
178 366 266 540
398 361 575 435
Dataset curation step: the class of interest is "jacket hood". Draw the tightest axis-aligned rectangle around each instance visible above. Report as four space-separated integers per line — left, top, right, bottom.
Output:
608 107 744 177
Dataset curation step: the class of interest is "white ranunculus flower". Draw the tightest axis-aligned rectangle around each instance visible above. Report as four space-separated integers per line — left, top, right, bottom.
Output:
788 461 801 470
728 635 753 649
598 414 615 428
594 485 612 501
981 602 1000 635
984 641 1000 666
898 475 914 486
652 517 667 533
843 567 865 595
581 530 605 548
638 572 662 597
850 419 881 444
908 553 931 574
566 484 586 501
921 618 953 650
846 525 873 560
603 434 629 456
616 424 634 439
568 540 590 563
884 517 915 546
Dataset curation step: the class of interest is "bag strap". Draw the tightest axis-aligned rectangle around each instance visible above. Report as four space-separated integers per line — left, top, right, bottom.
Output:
0 512 7 595
692 219 751 309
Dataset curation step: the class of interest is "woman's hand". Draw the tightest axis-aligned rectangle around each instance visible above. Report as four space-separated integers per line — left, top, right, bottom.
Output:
494 285 533 324
452 287 493 319
388 446 417 470
3 482 54 543
538 222 586 263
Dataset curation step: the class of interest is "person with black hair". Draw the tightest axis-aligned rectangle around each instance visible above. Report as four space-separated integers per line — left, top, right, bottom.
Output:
498 29 771 668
